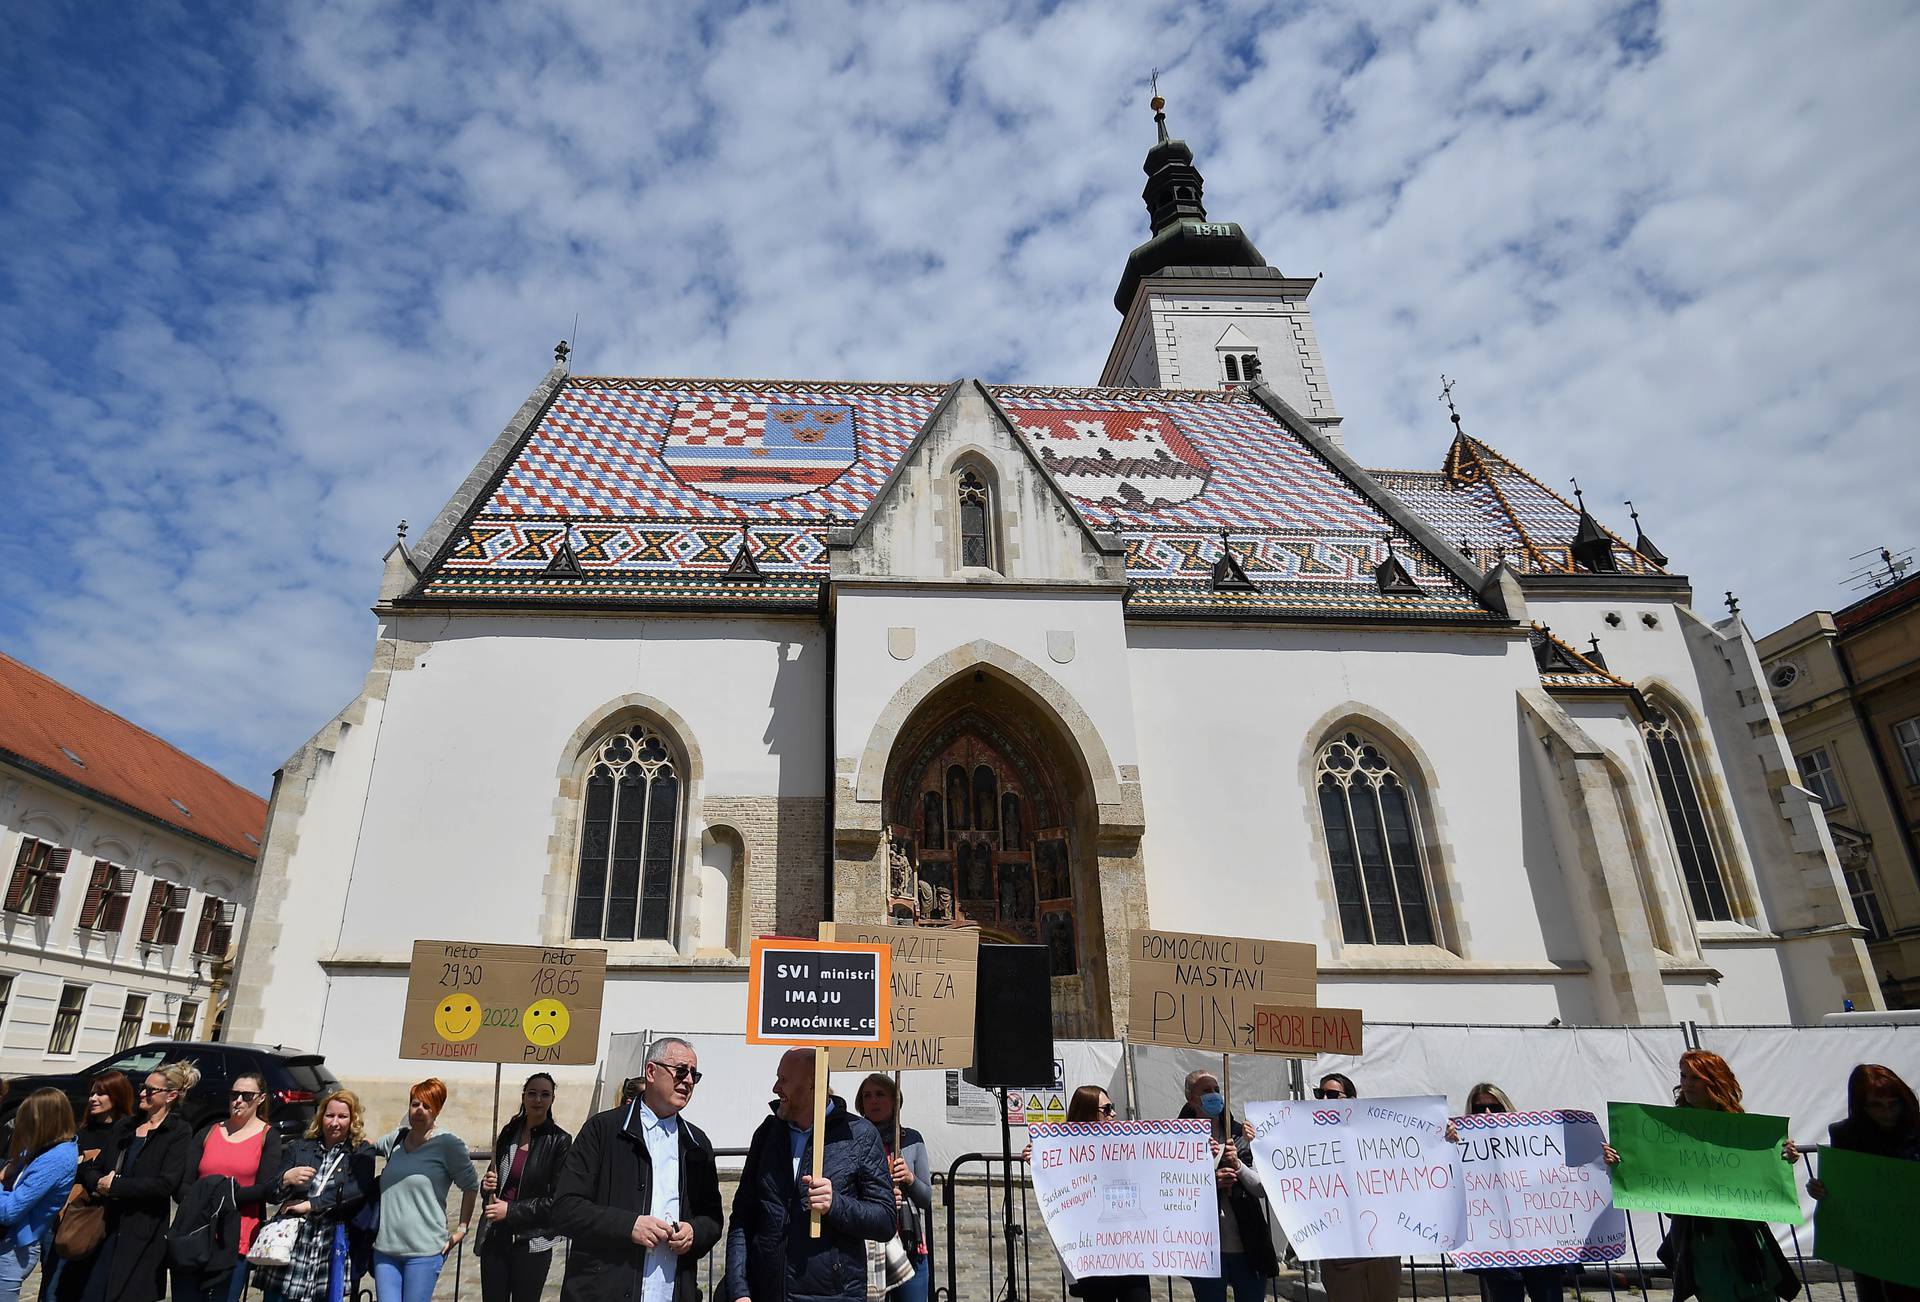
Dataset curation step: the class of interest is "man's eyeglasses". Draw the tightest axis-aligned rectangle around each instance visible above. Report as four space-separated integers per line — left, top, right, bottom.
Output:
651 1062 703 1085
1312 1089 1348 1100
1097 1103 1117 1116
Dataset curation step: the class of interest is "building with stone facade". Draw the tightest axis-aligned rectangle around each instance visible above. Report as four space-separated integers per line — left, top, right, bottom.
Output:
0 652 263 1073
1759 564 1920 1008
229 105 1878 1132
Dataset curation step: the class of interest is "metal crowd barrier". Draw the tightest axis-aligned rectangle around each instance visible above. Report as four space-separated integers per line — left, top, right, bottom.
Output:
934 1152 1861 1302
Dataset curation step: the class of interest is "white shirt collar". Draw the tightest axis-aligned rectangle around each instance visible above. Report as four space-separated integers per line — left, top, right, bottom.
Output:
640 1103 680 1137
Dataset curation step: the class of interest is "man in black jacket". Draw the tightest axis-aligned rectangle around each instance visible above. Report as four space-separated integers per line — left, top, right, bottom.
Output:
551 1038 725 1302
725 1048 896 1302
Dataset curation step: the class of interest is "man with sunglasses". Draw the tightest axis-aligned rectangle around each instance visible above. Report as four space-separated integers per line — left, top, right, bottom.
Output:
551 1038 724 1302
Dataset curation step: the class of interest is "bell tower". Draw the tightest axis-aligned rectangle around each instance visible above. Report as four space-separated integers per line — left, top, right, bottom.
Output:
1099 89 1343 444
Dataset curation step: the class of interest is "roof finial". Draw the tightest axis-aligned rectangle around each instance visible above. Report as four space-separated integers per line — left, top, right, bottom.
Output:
554 339 571 366
1569 476 1585 509
1724 590 1741 617
1438 374 1463 434
1150 68 1169 143
1625 498 1643 530
396 519 408 541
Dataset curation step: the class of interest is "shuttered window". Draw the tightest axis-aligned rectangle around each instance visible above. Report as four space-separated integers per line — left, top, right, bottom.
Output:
79 863 136 932
192 897 235 956
5 839 70 917
142 883 188 945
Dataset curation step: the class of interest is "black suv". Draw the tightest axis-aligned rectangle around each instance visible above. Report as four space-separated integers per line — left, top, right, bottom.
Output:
1 1042 340 1140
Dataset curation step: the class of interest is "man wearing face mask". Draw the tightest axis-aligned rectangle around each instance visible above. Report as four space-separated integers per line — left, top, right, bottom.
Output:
1175 1069 1277 1302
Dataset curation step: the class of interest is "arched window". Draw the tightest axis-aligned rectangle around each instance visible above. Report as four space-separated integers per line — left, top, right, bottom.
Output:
1223 354 1242 382
1315 732 1437 945
957 467 992 569
1640 708 1734 922
572 725 683 941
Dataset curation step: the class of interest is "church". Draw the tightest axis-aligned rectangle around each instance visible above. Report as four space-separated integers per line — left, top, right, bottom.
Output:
228 99 1880 1122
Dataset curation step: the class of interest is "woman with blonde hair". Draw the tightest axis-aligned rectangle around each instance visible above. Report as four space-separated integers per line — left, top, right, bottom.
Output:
257 1089 378 1302
0 1089 78 1302
370 1079 479 1302
77 1059 199 1302
1458 1083 1566 1302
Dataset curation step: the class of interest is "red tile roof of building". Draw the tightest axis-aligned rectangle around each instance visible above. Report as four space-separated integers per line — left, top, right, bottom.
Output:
0 652 266 860
1834 569 1920 635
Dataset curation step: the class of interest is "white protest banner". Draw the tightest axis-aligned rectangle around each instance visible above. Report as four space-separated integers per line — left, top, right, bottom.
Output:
1248 1095 1466 1261
1450 1109 1625 1269
1028 1119 1220 1280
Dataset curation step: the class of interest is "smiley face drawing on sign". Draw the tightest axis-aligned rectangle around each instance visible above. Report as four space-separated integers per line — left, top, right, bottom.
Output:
434 995 481 1043
523 999 572 1047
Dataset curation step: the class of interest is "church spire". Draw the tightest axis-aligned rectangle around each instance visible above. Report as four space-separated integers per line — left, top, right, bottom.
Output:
1112 82 1267 313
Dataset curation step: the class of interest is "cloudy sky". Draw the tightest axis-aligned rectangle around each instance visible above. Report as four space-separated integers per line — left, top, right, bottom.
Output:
3 1 1916 791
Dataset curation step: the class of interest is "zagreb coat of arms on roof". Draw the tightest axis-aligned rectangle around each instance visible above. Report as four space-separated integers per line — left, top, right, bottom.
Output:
660 399 859 503
1006 408 1211 511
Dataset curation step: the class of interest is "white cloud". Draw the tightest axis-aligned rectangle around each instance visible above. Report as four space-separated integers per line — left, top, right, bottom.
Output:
1 0 1915 788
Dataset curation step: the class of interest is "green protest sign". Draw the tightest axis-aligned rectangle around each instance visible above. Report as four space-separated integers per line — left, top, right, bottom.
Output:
1815 1147 1920 1287
1606 1102 1802 1224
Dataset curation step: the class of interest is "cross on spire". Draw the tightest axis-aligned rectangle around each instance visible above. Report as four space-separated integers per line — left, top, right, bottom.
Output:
1438 375 1463 434
1569 476 1586 509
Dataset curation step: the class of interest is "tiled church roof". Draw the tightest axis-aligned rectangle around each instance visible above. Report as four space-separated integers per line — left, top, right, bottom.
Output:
0 652 267 858
1370 433 1669 578
409 376 1500 623
1529 625 1636 694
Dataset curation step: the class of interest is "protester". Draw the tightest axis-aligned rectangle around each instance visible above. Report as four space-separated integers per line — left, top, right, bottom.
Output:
1311 1073 1399 1302
77 1059 199 1302
1605 1050 1798 1302
478 1072 573 1302
1042 1086 1145 1302
41 1072 135 1302
855 1073 932 1302
551 1036 723 1302
725 1048 896 1302
1457 1083 1569 1302
256 1089 378 1302
1175 1069 1274 1302
1806 1064 1919 1302
370 1078 480 1302
0 1089 79 1302
174 1070 285 1302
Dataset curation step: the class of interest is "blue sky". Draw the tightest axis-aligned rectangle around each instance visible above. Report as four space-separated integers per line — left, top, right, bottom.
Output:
3 1 1917 791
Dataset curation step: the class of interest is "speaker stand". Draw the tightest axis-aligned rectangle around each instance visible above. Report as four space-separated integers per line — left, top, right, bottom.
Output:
997 1086 1023 1302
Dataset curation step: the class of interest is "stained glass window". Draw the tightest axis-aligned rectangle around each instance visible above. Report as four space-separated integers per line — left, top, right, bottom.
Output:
1316 733 1437 945
1642 711 1734 922
573 726 683 941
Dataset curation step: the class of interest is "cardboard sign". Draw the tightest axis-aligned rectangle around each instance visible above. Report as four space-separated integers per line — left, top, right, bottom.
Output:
1450 1109 1626 1269
1252 1004 1363 1058
746 936 891 1047
1248 1095 1467 1261
398 940 607 1065
1126 930 1315 1052
1029 1120 1220 1279
823 923 978 1071
1606 1103 1802 1224
1815 1147 1920 1287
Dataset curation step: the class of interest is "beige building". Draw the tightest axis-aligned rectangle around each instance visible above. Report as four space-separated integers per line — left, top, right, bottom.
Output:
1759 567 1920 1008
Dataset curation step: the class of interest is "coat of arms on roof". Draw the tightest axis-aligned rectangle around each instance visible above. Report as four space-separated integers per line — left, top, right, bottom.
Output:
1003 407 1211 510
659 399 859 503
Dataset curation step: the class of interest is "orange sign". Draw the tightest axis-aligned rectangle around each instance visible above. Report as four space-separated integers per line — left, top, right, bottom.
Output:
746 937 892 1047
1251 1003 1364 1058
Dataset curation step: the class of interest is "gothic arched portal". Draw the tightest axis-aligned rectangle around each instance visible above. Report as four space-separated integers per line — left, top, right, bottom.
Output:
880 671 1106 1036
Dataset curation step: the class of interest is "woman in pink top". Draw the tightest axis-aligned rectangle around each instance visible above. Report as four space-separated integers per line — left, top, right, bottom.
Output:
172 1072 285 1302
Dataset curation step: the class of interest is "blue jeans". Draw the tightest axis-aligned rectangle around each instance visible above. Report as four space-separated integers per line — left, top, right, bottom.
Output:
0 1241 39 1302
372 1252 447 1302
891 1255 930 1302
1186 1252 1267 1302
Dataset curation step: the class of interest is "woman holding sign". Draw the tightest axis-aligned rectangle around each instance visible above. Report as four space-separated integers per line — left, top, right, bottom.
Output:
479 1072 573 1302
1806 1064 1919 1302
1052 1086 1149 1302
1458 1083 1570 1302
1609 1051 1798 1302
1312 1073 1400 1302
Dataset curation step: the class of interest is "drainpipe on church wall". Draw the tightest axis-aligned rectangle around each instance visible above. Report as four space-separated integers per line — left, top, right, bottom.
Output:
821 585 836 925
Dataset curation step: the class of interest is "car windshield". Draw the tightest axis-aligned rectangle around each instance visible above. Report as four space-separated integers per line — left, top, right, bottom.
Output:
99 1048 169 1078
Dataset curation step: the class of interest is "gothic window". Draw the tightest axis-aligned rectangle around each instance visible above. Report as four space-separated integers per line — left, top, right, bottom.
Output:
572 725 683 942
957 468 993 569
1223 354 1242 382
1641 710 1734 922
1315 733 1437 946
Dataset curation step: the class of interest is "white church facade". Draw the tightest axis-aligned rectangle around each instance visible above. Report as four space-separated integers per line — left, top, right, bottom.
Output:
229 104 1878 1124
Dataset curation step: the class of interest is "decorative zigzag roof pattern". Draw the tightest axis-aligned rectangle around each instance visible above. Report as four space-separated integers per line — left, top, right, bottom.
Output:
1371 433 1669 578
411 376 1498 622
1529 625 1636 694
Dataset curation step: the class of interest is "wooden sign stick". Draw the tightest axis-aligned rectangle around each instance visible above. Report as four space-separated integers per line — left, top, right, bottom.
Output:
813 921 831 1240
1220 1052 1233 1165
